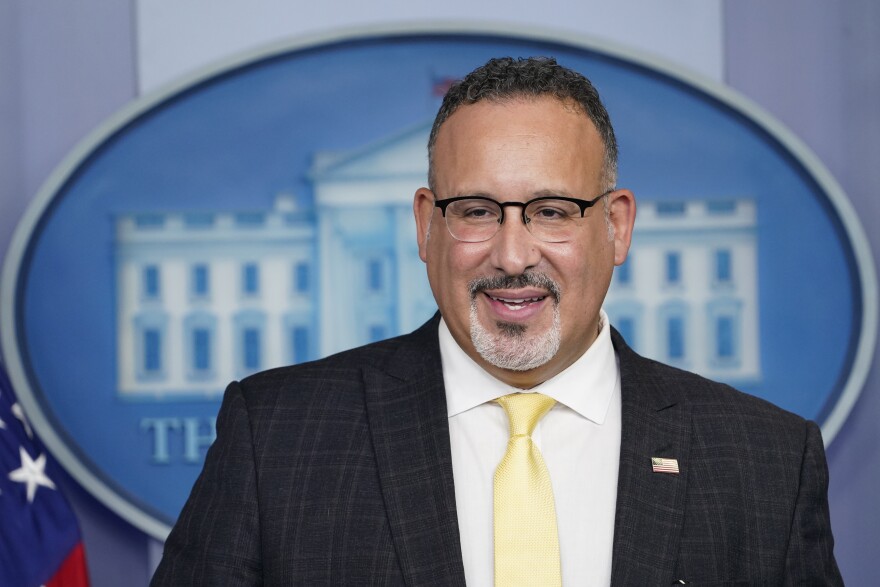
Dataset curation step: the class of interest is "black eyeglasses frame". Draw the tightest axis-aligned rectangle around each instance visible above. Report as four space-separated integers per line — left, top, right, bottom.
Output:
433 190 612 241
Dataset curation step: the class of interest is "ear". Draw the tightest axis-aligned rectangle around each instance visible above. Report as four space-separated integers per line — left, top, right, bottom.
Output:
413 187 436 263
607 189 636 266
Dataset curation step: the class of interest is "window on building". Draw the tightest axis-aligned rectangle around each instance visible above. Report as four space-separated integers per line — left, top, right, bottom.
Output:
706 299 743 368
369 325 387 342
667 316 685 359
242 328 261 371
616 317 635 345
707 200 737 214
143 265 160 299
715 249 732 284
184 313 216 379
284 212 306 225
135 312 168 380
291 326 309 364
191 264 209 297
134 214 164 228
665 252 681 285
294 262 310 294
606 301 643 353
235 212 265 227
367 259 383 292
183 213 214 228
192 328 211 372
716 316 734 359
235 310 265 376
657 201 686 216
242 263 259 295
143 328 162 373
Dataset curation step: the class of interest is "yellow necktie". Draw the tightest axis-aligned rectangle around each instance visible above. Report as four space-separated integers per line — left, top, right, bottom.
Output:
494 393 561 586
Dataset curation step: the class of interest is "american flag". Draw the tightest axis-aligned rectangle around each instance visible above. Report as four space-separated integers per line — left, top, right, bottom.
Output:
651 457 680 474
1 361 90 586
431 75 458 97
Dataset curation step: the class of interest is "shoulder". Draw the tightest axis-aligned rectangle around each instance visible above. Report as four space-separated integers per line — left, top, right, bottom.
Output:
612 328 812 442
231 314 441 410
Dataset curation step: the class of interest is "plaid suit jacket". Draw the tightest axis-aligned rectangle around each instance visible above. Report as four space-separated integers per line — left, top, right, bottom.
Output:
153 315 842 585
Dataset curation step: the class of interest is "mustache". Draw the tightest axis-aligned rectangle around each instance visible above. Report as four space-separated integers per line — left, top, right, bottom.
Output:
468 271 561 303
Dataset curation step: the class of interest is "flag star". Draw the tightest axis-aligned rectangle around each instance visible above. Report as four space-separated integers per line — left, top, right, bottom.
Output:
8 447 56 503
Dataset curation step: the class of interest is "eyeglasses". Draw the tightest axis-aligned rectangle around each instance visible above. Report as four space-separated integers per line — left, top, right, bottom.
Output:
434 191 611 243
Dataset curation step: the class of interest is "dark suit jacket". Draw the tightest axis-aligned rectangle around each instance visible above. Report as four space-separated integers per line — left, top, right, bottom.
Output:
153 316 842 586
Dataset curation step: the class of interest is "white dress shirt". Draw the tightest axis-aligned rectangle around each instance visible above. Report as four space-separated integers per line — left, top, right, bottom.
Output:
440 311 622 586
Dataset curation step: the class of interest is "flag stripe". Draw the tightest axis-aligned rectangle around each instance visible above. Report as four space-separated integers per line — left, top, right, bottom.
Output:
47 542 90 587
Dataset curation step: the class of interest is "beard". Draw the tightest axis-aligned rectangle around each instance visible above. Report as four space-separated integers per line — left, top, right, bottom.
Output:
468 272 562 372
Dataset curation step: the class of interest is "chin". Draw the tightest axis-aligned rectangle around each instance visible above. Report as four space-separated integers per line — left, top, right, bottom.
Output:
470 304 561 372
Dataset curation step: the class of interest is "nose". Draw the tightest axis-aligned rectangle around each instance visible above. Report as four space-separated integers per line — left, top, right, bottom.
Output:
489 210 543 276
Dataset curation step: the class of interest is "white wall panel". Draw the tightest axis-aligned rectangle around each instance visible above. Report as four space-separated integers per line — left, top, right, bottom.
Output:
135 0 723 93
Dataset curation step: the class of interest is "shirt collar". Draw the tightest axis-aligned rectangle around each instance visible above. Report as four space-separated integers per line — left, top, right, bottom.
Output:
439 310 618 425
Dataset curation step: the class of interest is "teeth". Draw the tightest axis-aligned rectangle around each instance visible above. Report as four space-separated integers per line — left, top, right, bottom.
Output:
491 297 543 303
489 295 545 305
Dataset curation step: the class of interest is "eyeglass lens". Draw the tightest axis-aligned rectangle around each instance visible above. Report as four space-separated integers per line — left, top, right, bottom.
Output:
444 198 584 243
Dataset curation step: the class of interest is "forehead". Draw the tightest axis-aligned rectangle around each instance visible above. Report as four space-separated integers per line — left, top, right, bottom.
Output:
431 96 605 195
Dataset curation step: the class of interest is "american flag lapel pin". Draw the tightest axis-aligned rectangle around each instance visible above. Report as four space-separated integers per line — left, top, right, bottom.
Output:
651 457 680 474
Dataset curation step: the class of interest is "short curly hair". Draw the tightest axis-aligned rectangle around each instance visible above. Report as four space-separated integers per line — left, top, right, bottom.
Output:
428 56 618 191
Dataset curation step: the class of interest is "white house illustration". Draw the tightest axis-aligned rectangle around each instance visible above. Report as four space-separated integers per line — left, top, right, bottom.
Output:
115 120 760 398
115 196 319 397
605 199 761 384
310 121 437 357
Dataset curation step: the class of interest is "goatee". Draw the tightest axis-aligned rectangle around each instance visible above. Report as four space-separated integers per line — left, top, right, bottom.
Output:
468 272 562 371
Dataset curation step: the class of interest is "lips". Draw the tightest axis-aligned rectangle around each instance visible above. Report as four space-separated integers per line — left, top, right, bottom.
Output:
486 293 547 311
479 286 551 322
469 273 561 321
468 272 561 303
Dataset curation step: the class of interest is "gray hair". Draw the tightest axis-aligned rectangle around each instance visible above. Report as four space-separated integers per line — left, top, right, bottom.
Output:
427 56 618 192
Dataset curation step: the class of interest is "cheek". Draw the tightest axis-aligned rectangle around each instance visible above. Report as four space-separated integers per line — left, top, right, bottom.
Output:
554 246 613 302
431 239 489 275
426 242 480 303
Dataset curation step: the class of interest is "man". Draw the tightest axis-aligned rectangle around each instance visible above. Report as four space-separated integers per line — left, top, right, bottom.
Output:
153 57 842 585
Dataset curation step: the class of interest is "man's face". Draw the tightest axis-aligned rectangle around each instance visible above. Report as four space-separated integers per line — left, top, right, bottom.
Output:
414 96 635 388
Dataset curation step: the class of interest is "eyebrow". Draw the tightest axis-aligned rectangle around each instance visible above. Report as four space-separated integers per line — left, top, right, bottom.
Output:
450 189 576 200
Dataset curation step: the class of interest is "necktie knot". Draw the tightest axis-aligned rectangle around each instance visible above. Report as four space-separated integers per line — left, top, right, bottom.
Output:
496 393 557 438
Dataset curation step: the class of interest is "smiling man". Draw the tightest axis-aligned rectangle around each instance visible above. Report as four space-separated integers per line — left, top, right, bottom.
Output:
153 57 842 586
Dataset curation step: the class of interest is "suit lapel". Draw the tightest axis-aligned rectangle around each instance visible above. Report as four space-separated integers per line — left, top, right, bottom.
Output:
363 319 467 586
610 330 692 585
